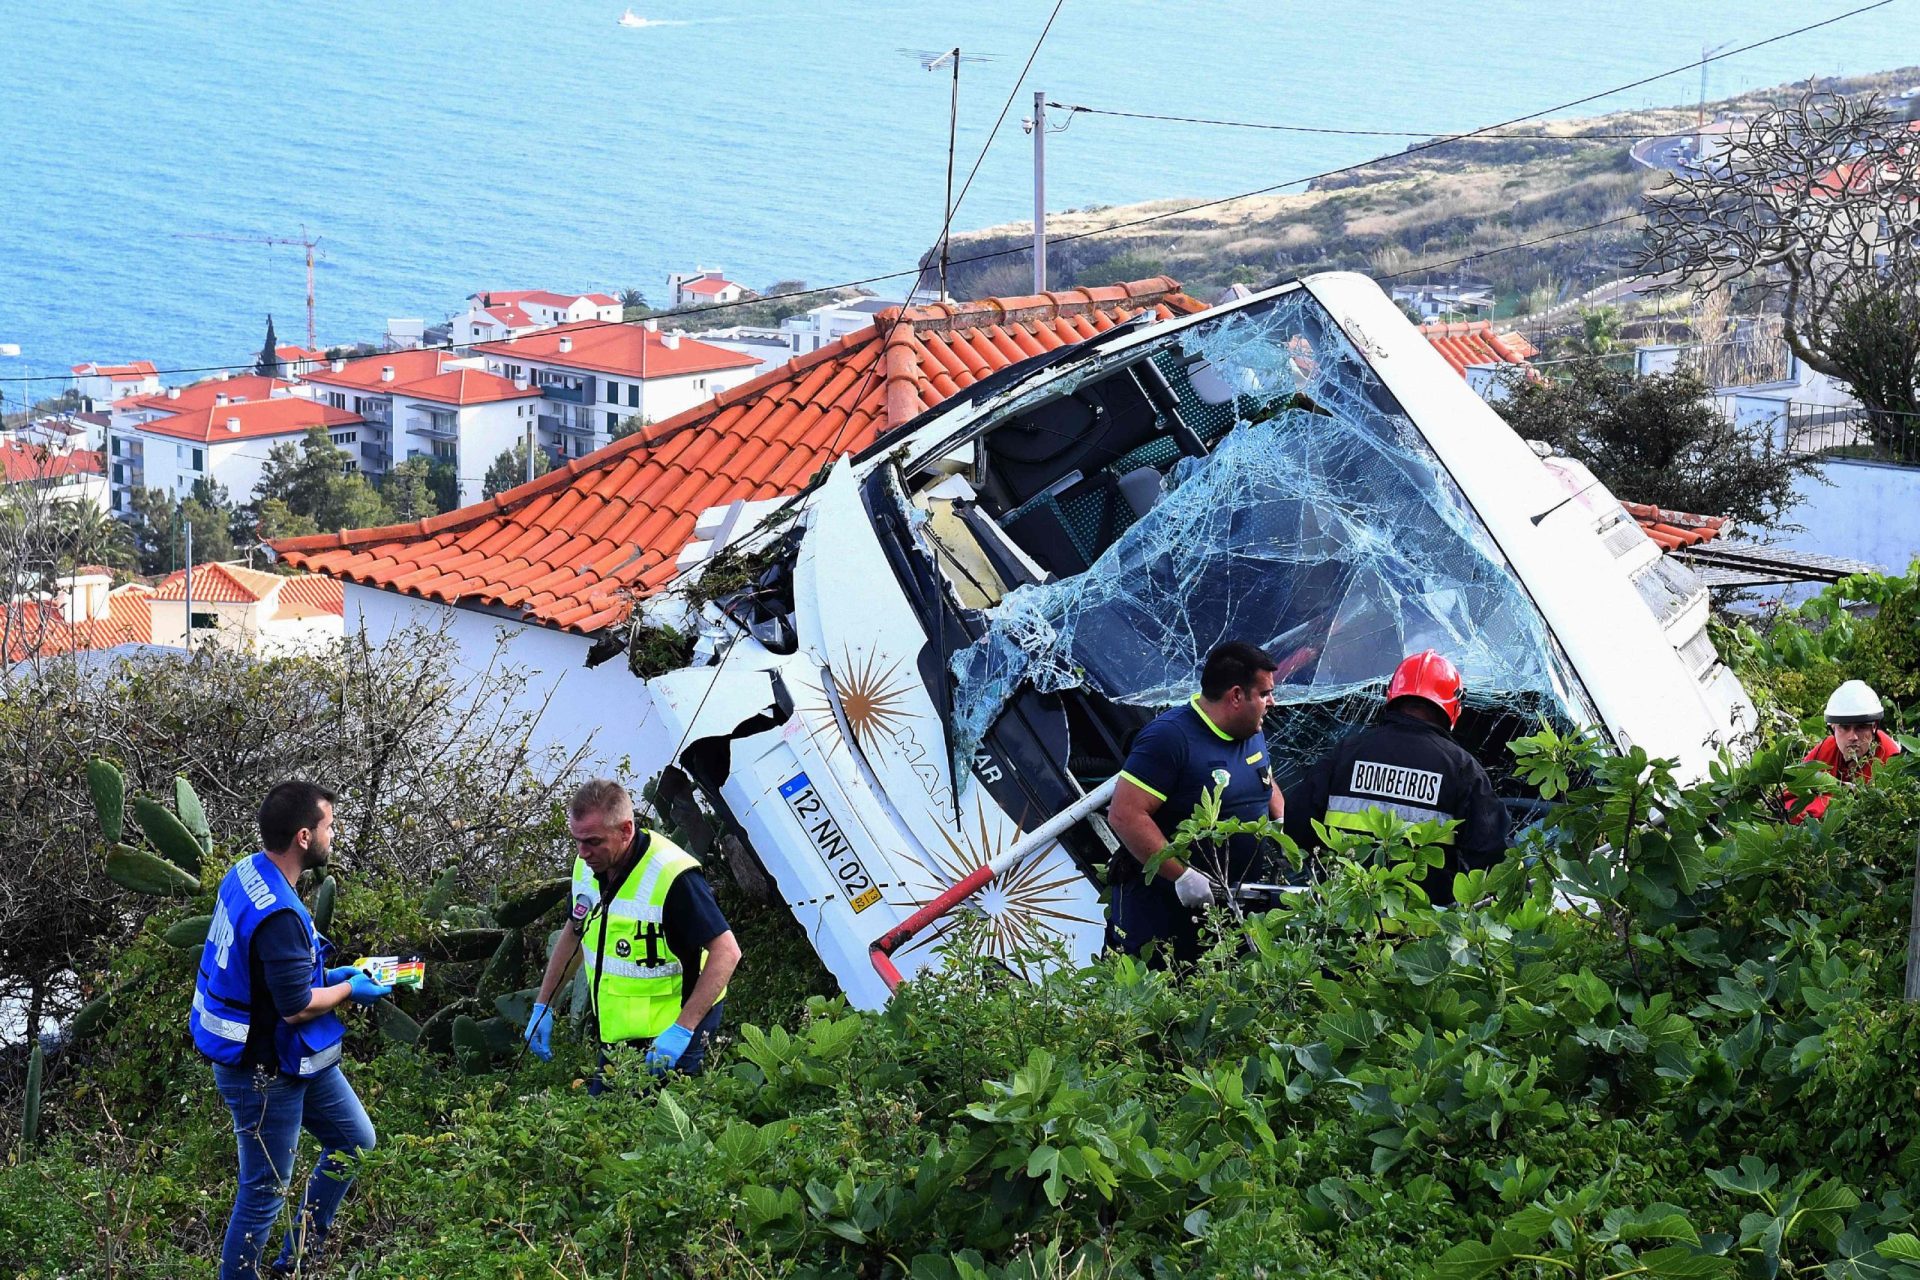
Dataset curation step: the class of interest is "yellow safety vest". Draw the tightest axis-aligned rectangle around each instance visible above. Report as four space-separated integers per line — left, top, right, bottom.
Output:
575 832 705 1046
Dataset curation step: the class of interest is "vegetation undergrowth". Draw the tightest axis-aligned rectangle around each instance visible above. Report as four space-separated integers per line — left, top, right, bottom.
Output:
4 566 1920 1278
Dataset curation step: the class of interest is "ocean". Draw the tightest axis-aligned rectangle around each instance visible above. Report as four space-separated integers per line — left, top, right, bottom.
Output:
0 0 1908 397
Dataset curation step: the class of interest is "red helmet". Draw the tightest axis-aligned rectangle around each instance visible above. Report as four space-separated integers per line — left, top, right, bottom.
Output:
1386 649 1463 727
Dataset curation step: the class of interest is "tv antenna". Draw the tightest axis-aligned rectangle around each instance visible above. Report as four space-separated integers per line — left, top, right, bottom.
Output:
900 47 997 299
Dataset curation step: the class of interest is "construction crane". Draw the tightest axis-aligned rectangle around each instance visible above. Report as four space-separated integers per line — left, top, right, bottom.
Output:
174 225 323 350
1697 41 1735 153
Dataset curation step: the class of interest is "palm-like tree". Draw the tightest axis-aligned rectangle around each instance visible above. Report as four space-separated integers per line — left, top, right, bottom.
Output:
52 499 136 573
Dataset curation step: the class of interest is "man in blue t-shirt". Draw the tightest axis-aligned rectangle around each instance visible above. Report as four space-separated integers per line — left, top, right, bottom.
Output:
1105 640 1286 965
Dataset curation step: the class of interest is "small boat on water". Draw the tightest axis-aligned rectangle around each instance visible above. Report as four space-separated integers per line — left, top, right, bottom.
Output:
0 344 20 357
617 8 648 26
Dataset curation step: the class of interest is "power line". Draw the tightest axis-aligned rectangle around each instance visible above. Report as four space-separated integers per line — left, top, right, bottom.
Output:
1052 104 1668 141
3 0 1890 394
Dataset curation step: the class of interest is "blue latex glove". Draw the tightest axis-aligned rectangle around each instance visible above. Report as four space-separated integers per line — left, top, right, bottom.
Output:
347 971 393 1004
324 965 364 986
645 1022 693 1075
523 1003 553 1061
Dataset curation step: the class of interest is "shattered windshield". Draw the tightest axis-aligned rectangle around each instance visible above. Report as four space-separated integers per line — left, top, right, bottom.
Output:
945 290 1582 786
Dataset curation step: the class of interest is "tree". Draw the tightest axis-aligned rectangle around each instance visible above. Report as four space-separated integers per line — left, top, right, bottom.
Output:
1577 306 1620 356
1495 358 1820 532
612 414 649 440
52 498 136 573
127 485 236 574
252 497 317 543
255 315 281 378
250 427 392 534
1641 91 1920 454
254 428 344 519
382 457 442 523
426 459 461 514
483 440 551 499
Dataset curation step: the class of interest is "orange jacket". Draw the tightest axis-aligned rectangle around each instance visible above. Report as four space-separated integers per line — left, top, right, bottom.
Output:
1785 729 1901 823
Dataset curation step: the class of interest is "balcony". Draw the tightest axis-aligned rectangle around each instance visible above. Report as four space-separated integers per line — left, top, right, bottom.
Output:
404 411 459 440
539 378 593 405
539 413 599 437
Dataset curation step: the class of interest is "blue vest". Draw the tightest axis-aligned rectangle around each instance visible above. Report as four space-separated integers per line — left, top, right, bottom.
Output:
191 852 346 1077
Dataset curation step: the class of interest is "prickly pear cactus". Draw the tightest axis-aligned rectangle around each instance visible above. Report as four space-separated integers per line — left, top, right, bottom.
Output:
86 758 124 846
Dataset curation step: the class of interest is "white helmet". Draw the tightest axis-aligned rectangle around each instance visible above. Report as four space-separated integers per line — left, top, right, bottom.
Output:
1825 679 1884 726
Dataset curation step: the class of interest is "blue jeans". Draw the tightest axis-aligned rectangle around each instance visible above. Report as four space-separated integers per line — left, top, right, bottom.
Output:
211 1062 376 1279
589 1002 723 1096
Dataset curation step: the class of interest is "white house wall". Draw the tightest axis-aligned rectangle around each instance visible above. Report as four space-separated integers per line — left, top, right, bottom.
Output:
344 584 676 784
1776 458 1920 576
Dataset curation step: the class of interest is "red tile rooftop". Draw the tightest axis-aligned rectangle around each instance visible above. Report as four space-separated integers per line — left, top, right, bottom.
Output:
1622 501 1728 550
1417 319 1540 378
1 445 104 483
133 396 361 445
71 360 158 378
3 585 154 663
150 561 287 604
474 320 759 381
276 277 1206 634
121 375 298 415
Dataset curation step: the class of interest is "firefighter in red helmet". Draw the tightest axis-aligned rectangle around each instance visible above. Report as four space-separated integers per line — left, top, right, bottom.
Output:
1283 650 1507 905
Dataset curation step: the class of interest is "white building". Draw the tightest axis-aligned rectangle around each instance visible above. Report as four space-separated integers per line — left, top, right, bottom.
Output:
780 296 900 356
474 320 758 462
692 325 793 382
3 565 344 666
668 270 746 308
299 349 543 504
69 360 160 411
0 441 109 513
459 290 623 345
146 562 343 655
105 375 360 513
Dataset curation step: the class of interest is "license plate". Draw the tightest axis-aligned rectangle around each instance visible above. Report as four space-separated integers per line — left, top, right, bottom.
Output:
779 772 883 913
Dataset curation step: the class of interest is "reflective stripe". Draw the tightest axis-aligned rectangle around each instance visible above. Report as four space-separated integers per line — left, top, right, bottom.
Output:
601 897 664 924
586 954 682 981
193 990 250 1043
1118 771 1168 802
299 1042 342 1075
1325 800 1456 844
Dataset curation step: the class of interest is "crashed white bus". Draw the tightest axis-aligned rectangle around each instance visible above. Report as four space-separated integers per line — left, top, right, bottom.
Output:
644 273 1755 1009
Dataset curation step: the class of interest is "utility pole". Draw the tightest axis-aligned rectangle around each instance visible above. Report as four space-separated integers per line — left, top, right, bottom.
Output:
939 47 960 299
183 515 193 656
1031 90 1047 293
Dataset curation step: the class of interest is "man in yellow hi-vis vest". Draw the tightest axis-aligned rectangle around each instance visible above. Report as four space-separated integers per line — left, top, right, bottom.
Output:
524 779 741 1085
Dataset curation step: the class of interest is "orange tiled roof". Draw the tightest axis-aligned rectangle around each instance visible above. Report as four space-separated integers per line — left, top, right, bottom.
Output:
1621 501 1728 550
297 351 536 407
298 349 446 391
275 277 1206 634
1 445 104 483
1417 320 1540 377
400 367 542 407
3 584 154 663
133 396 362 445
121 374 298 415
150 561 286 604
681 277 740 296
474 320 759 381
71 360 158 378
276 573 345 617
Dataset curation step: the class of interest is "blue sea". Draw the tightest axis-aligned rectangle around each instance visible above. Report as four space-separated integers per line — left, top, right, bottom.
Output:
0 0 1909 398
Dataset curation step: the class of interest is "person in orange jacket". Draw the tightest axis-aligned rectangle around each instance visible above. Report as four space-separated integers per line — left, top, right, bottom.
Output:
1787 679 1900 823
